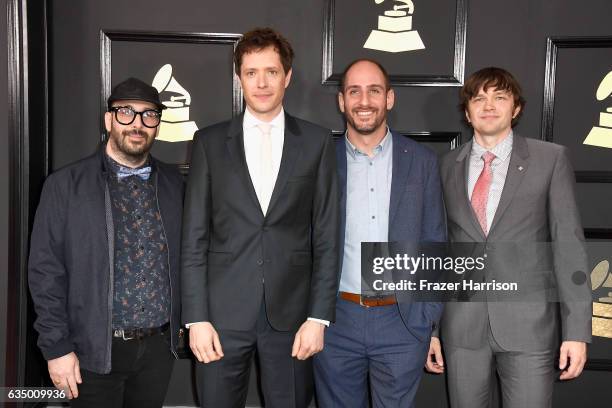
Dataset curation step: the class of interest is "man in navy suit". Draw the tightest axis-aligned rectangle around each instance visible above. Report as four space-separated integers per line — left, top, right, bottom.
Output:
313 59 446 407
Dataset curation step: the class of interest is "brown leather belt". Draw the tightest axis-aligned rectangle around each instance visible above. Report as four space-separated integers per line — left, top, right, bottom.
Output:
113 322 169 340
339 291 396 307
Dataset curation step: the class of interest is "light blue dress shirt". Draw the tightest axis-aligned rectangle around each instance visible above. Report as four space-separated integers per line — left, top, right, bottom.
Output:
339 129 393 294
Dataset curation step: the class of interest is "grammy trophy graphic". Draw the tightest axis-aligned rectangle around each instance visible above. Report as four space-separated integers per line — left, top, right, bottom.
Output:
583 70 612 149
152 64 199 142
363 0 426 53
591 260 612 338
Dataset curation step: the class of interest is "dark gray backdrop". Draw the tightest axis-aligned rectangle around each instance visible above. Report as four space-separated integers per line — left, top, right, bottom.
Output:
1 0 9 390
3 0 612 406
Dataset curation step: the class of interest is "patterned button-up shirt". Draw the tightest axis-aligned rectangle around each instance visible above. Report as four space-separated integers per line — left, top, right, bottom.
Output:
106 155 170 330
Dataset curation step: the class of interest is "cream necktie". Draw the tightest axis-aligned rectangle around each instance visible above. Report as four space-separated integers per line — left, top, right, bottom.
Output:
256 123 273 215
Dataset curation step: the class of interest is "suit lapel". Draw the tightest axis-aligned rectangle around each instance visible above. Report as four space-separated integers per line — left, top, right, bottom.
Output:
454 141 487 240
266 112 300 216
225 114 262 216
389 133 413 226
337 137 347 261
337 140 347 205
488 134 529 235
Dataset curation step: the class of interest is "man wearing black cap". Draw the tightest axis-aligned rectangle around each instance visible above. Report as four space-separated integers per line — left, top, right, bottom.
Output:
28 77 184 408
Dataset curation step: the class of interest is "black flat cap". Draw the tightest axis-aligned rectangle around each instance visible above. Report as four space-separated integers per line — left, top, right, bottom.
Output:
107 77 166 110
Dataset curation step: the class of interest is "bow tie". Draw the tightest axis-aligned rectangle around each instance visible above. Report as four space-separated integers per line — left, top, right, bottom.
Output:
117 166 152 181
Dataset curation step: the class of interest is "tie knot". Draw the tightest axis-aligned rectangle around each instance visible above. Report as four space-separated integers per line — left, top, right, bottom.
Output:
482 151 496 165
256 123 272 135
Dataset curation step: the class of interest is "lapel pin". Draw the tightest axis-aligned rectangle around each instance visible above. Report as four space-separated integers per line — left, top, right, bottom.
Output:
404 149 408 153
517 165 524 171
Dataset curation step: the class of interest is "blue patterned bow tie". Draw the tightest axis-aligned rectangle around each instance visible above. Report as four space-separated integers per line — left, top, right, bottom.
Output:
117 166 152 181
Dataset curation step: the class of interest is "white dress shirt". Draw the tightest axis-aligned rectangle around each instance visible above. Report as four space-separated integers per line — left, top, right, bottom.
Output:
243 107 285 213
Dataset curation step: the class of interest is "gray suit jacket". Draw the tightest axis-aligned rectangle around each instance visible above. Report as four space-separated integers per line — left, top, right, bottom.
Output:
438 134 592 351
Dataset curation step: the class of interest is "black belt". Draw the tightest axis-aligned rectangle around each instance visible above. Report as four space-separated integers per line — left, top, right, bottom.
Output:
113 322 169 340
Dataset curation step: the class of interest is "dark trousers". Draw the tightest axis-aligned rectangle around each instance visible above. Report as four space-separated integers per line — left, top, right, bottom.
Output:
314 298 429 408
71 330 174 408
196 301 313 408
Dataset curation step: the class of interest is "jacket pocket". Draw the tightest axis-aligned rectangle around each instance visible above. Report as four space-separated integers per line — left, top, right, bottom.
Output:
290 251 312 266
207 252 233 265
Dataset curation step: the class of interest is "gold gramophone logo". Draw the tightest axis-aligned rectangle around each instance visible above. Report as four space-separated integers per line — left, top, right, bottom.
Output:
583 70 612 149
152 64 198 142
591 260 612 338
363 0 425 53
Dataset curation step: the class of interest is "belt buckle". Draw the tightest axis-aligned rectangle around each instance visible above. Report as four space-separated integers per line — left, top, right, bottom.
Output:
361 294 385 307
114 329 134 341
360 295 373 308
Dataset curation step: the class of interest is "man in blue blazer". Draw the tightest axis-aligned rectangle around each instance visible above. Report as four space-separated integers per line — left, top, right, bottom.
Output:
313 59 446 407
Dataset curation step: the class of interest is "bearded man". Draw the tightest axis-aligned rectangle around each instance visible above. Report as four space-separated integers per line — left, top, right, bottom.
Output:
28 77 184 408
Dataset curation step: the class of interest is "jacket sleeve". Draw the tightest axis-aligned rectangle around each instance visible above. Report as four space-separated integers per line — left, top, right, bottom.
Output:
421 152 447 332
308 134 341 322
421 152 447 243
548 146 592 343
28 175 75 360
180 132 212 324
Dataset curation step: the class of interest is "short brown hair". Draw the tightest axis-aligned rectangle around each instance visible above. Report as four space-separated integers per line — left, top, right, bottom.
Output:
234 27 294 75
339 58 391 92
460 67 526 125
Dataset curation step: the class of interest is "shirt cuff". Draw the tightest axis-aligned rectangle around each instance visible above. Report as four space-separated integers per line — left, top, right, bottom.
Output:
307 317 330 327
185 321 205 328
188 319 330 328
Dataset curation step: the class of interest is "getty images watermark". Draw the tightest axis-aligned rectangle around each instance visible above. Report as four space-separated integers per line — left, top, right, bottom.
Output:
359 241 592 303
370 252 518 292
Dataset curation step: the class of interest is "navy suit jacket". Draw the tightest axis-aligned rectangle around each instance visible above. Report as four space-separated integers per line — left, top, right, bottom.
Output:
336 131 446 341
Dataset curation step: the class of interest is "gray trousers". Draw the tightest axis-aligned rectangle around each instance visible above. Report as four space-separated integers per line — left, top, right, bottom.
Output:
445 323 555 408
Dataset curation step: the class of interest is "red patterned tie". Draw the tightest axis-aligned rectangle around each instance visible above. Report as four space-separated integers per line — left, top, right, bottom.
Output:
471 151 496 236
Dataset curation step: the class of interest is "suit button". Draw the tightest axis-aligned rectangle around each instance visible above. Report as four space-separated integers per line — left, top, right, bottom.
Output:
257 259 264 266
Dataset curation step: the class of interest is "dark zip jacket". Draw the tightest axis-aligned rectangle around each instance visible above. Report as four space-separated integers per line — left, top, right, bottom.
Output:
28 147 184 374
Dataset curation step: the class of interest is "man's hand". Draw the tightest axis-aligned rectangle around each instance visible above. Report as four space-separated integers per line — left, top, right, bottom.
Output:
189 322 224 363
559 341 587 380
425 336 445 373
48 352 81 399
291 320 325 360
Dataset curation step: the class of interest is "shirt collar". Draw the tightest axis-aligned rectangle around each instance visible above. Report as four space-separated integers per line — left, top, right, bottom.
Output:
345 127 391 159
243 106 285 131
471 130 514 162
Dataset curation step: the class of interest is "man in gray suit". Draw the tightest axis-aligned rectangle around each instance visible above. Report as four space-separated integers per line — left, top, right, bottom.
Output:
425 67 592 407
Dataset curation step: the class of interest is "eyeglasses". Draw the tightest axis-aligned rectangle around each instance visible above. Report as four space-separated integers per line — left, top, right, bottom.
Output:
109 106 161 128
